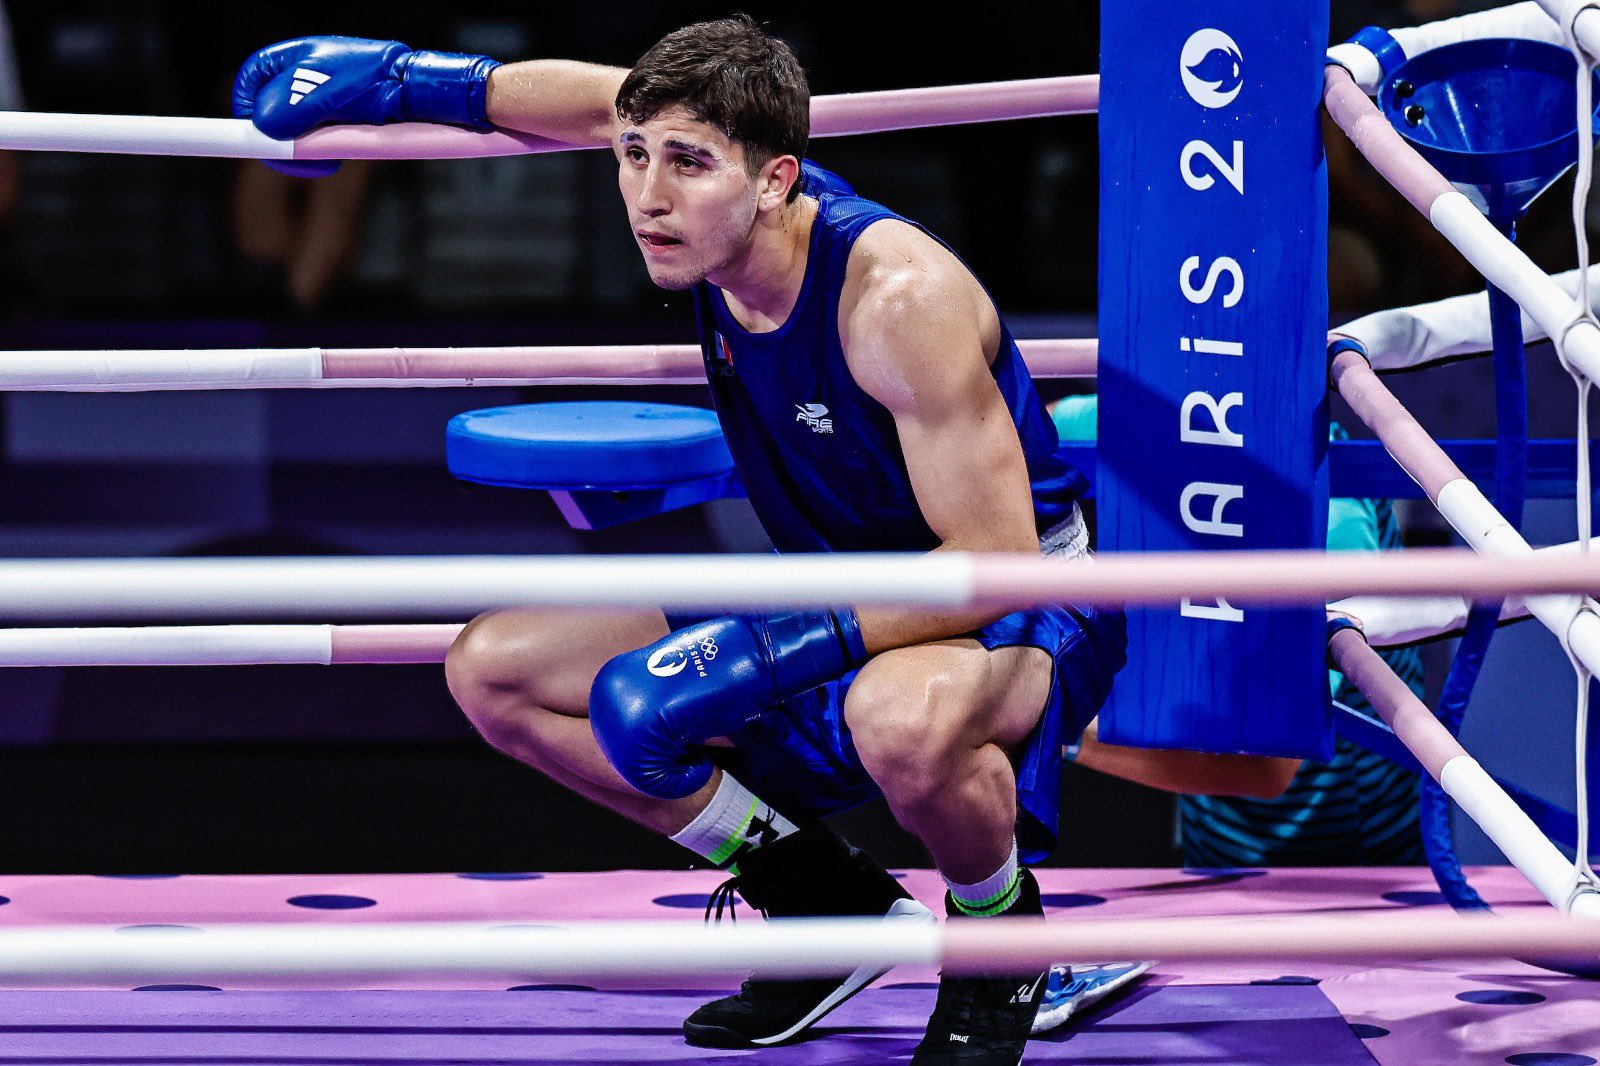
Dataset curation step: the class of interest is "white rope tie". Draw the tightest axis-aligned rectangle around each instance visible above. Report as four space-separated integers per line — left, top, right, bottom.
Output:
1561 13 1599 887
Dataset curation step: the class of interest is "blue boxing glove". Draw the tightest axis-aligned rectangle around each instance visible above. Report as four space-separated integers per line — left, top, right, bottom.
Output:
590 611 870 799
233 36 501 177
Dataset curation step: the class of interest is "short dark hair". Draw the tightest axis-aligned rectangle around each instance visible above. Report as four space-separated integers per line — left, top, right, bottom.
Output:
617 15 809 202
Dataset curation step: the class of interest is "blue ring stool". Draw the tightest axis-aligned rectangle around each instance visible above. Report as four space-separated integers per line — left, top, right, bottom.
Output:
446 401 741 530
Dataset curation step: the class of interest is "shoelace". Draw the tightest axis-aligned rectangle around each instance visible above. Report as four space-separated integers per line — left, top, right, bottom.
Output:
929 974 1025 1039
706 875 824 1000
933 975 980 1027
704 874 771 925
705 875 742 925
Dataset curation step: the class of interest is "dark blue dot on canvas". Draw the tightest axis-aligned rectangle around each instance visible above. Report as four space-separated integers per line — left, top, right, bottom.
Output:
115 924 204 936
1252 975 1319 985
883 982 940 990
133 984 221 992
0 896 12 906
456 872 545 882
1350 1024 1390 1039
1181 867 1266 879
506 984 596 992
1040 893 1106 909
1457 990 1546 1006
1506 1055 1597 1065
653 893 714 909
95 874 181 880
287 894 377 910
1382 890 1447 907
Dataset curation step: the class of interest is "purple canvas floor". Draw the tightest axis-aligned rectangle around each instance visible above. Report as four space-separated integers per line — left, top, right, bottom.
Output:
0 985 1371 1064
0 866 1593 1065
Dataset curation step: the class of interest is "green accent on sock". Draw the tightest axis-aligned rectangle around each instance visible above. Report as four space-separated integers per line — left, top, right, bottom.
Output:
707 796 762 868
950 871 1021 917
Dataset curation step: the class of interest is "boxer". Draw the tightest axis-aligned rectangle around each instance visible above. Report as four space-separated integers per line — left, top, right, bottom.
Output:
236 19 1129 1063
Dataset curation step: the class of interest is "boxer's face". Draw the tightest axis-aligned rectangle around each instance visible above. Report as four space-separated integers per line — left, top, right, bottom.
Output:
616 107 766 290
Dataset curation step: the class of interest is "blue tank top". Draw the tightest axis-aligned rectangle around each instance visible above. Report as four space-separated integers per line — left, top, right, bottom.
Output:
692 162 1085 553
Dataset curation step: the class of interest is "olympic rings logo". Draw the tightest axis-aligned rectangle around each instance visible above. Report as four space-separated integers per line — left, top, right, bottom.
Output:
646 636 718 678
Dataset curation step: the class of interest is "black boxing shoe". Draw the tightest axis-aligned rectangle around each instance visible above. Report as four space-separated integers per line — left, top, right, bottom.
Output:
682 823 935 1049
911 868 1047 1065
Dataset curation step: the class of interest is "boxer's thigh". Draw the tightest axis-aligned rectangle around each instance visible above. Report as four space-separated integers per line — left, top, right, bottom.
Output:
446 608 672 720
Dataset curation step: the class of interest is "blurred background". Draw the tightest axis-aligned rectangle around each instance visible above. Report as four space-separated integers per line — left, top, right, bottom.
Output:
0 0 1583 876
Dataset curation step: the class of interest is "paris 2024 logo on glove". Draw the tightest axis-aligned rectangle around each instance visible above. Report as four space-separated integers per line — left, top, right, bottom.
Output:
647 636 719 679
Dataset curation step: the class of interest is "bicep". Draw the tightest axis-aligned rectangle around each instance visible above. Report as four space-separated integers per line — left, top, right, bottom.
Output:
847 286 1036 551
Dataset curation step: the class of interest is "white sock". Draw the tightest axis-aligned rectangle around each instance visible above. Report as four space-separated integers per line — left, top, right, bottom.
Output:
669 772 798 872
945 839 1021 916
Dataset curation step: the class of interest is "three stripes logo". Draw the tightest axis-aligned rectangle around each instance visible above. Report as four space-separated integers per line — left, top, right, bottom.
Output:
288 68 331 106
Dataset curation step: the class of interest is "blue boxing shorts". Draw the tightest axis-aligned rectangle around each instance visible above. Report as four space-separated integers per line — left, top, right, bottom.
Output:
668 509 1127 865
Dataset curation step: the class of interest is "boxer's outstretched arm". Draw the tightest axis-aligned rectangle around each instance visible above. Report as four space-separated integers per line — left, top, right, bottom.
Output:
840 220 1041 653
485 61 626 147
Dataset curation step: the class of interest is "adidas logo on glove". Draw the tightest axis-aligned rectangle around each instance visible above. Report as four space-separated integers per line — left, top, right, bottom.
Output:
288 68 331 105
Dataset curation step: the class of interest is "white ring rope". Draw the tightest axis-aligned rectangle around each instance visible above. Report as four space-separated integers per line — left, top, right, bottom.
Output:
1334 352 1600 693
0 339 1097 391
6 539 1593 669
0 624 462 667
0 911 1592 987
8 541 1591 670
1540 1 1600 61
0 550 1596 623
1331 628 1600 913
0 76 1099 162
1325 40 1600 881
1334 264 1600 372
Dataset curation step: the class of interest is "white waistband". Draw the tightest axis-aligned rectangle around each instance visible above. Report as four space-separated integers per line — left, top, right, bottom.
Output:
1039 504 1090 561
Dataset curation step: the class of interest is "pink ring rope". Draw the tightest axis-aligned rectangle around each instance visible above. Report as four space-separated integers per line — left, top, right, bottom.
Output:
1330 348 1463 501
319 338 1099 382
1321 66 1453 214
0 338 1097 390
293 76 1102 161
330 624 462 664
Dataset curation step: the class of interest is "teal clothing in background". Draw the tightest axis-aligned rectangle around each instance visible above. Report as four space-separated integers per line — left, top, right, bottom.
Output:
1050 396 1425 865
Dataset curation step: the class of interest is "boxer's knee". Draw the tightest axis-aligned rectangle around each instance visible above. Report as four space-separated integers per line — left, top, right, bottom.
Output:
847 661 992 812
446 610 565 748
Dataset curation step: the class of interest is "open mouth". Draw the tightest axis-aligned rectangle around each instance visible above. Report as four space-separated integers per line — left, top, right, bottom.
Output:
638 232 682 250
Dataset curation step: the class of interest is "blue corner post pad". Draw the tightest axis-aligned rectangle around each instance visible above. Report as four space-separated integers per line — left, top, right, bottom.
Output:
1348 26 1406 83
445 401 741 530
1098 0 1331 760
